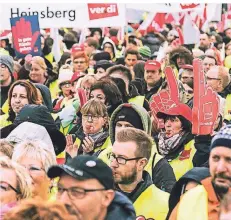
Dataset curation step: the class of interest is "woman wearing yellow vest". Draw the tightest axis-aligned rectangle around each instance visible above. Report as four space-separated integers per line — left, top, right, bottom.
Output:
0 80 41 128
98 103 176 193
156 104 196 181
65 99 110 161
29 56 59 100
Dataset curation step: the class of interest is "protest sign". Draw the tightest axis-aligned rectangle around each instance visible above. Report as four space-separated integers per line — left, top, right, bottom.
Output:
192 59 219 135
1 3 126 29
10 15 41 58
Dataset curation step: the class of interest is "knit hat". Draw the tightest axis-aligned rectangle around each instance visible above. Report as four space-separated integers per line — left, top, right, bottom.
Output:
138 46 151 59
0 54 14 74
114 105 143 131
94 60 114 71
210 125 231 151
58 64 74 85
93 52 111 61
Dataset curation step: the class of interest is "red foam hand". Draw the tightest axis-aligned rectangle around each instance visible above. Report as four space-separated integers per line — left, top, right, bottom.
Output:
77 88 88 108
12 18 40 54
176 27 184 45
149 66 179 128
192 59 219 135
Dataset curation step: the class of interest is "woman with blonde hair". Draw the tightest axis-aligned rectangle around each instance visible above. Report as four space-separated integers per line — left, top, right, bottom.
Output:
29 56 59 99
0 157 32 219
12 140 57 201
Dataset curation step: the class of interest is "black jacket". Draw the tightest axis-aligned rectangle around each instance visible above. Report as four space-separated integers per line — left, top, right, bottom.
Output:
152 155 176 193
218 82 231 99
193 135 213 168
144 77 165 101
106 192 136 220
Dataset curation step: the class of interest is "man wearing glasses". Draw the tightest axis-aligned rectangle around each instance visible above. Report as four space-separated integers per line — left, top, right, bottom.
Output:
110 128 169 220
206 65 231 122
47 155 136 220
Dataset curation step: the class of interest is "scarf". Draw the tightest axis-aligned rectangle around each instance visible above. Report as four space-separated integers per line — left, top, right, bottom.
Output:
158 131 185 156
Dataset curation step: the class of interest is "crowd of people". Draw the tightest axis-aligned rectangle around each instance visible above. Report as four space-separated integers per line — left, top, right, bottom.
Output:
0 16 231 220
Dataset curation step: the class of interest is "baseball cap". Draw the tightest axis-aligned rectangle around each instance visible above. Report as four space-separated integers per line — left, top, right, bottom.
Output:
144 60 161 71
180 64 193 70
47 155 114 190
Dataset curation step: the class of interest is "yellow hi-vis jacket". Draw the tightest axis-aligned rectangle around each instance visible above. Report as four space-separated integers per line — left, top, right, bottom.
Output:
224 94 231 121
134 183 169 220
168 140 196 181
128 95 145 107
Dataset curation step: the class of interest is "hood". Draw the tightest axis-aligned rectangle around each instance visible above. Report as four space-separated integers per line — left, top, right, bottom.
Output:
106 191 136 220
102 37 117 59
109 103 152 144
169 46 193 70
128 83 140 99
34 83 53 112
168 167 210 216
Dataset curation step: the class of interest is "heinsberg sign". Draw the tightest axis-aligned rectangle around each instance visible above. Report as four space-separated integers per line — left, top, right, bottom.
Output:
0 3 126 29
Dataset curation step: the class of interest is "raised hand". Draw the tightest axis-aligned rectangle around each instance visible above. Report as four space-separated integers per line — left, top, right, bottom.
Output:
65 135 78 158
12 17 40 54
192 59 219 135
82 136 95 154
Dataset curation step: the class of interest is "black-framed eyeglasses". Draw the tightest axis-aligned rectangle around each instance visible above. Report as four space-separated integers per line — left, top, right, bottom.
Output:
57 186 105 199
108 153 143 165
0 181 19 194
82 114 104 122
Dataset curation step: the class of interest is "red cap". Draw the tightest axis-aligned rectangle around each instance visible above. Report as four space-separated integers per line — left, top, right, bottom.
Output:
71 44 84 54
156 103 192 122
180 64 193 70
145 60 161 71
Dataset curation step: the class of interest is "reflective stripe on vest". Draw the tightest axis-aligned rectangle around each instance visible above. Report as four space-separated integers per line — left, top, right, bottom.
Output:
133 184 169 220
169 140 196 181
176 185 208 220
224 94 231 121
128 96 145 107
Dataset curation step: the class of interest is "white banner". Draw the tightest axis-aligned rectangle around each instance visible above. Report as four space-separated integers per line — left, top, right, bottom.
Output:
0 3 126 29
126 3 205 13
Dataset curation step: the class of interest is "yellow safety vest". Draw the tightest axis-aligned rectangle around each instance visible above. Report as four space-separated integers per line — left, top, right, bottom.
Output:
45 53 54 65
128 96 145 107
176 185 208 220
49 80 60 100
1 99 9 114
224 94 231 121
134 184 169 220
98 141 163 178
169 140 196 181
0 113 12 128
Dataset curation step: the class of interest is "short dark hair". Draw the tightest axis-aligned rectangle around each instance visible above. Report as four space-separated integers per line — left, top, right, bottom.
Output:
85 37 99 49
125 48 139 59
116 128 152 160
204 55 218 65
107 64 132 82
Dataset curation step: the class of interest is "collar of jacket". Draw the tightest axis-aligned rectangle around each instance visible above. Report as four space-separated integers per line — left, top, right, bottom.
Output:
115 170 152 203
218 82 231 98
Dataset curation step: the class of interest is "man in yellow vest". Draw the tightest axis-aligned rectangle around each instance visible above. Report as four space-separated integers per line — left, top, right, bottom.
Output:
206 65 231 122
169 125 231 220
110 128 169 220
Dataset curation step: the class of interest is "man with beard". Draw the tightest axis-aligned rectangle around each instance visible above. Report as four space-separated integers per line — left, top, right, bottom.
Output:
199 32 211 52
110 128 169 220
169 125 231 220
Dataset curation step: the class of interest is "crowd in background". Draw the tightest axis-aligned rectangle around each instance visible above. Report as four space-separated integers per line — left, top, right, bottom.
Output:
0 12 231 220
